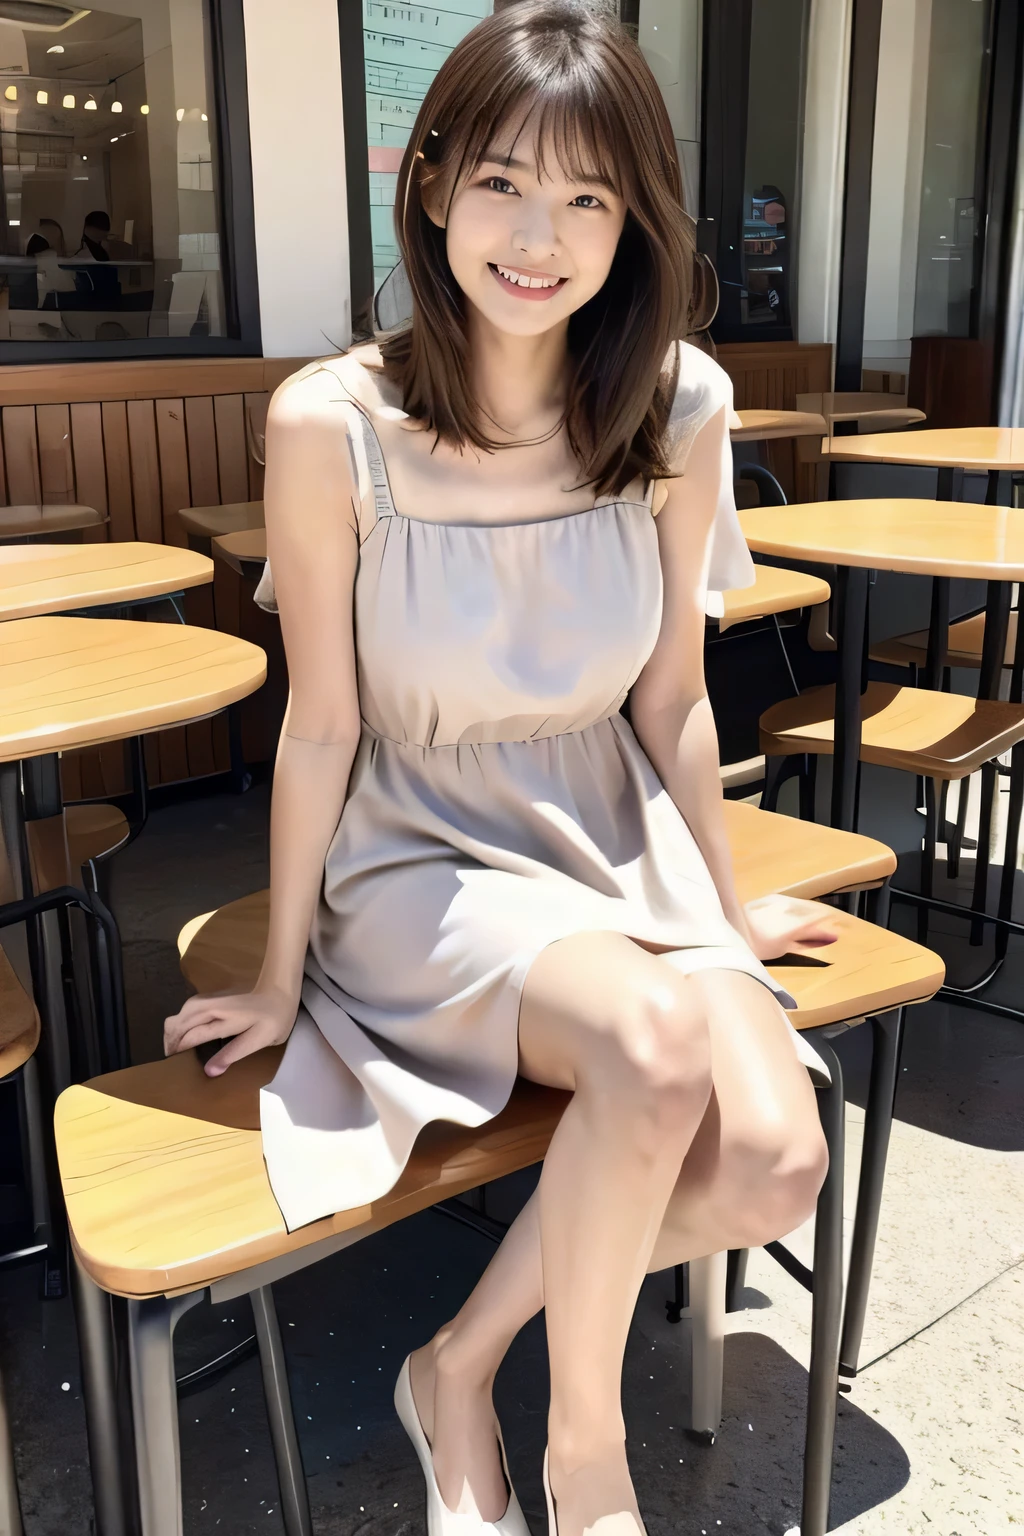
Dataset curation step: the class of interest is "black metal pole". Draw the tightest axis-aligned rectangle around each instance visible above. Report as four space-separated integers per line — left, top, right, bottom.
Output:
834 0 884 391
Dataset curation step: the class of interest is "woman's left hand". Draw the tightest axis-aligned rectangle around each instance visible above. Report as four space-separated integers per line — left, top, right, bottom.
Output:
742 894 840 962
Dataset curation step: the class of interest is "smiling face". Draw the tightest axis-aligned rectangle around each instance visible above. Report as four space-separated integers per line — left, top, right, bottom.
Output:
427 113 628 338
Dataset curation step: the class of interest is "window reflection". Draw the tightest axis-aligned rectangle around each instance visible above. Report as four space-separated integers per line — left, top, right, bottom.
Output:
0 1 226 344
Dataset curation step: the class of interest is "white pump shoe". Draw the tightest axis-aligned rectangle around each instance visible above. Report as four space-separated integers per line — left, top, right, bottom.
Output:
394 1353 532 1536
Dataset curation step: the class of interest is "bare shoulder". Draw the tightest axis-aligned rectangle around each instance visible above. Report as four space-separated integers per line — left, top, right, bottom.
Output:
269 344 389 431
671 341 733 416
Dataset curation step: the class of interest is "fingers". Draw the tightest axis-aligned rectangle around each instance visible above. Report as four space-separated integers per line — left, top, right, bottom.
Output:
163 995 248 1055
171 1018 247 1056
205 1027 268 1078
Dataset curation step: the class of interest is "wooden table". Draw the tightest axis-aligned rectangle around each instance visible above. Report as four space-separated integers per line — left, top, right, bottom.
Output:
718 563 830 631
180 500 264 548
0 543 213 620
0 504 107 541
0 616 266 1073
825 425 1024 472
742 498 1024 1019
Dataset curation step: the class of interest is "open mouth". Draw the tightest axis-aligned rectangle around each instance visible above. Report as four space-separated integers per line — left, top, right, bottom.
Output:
488 263 568 300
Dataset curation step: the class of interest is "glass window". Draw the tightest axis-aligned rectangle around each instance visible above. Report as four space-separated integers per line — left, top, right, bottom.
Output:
862 0 990 381
0 0 236 347
362 0 493 295
700 0 810 343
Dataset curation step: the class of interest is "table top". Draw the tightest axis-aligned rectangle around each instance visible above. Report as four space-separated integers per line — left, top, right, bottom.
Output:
731 409 828 442
825 426 1024 470
0 504 106 538
740 498 1024 579
0 616 265 763
0 543 213 620
180 501 265 541
213 528 268 574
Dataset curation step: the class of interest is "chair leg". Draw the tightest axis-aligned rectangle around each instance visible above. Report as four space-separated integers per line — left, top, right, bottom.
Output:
72 1256 136 1536
0 1356 23 1536
250 1287 313 1536
686 1251 727 1441
17 1056 66 1300
802 1040 845 1536
840 1009 904 1377
127 1292 203 1536
725 1248 749 1312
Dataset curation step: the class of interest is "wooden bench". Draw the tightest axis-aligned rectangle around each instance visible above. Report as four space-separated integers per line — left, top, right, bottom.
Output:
0 504 106 541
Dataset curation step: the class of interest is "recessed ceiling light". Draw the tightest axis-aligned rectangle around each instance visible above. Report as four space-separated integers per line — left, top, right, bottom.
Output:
84 97 97 111
62 93 75 108
3 86 16 102
111 100 122 113
110 135 117 143
140 103 149 115
47 44 64 54
176 107 184 121
201 112 207 121
8 219 19 227
36 89 48 105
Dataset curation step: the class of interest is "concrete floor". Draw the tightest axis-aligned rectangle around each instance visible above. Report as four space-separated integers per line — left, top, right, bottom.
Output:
1 761 1022 1536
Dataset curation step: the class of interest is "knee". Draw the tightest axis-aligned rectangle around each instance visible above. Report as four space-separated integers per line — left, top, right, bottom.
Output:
725 1114 829 1246
587 976 713 1130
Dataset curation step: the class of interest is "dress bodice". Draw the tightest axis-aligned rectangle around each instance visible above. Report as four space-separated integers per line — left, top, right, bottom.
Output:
254 341 756 749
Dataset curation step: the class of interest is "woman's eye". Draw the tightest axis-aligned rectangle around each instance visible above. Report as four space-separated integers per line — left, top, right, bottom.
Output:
572 194 603 209
486 176 516 195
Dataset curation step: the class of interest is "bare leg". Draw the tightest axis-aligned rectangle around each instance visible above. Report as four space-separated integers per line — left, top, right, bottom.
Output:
410 954 826 1533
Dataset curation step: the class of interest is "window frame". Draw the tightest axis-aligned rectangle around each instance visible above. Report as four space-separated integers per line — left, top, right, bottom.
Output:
0 0 261 365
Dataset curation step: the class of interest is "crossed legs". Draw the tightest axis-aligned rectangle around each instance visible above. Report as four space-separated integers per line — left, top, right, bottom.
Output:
408 932 827 1536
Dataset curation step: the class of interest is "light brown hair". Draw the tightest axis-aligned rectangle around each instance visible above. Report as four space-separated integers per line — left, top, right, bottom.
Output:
376 0 695 498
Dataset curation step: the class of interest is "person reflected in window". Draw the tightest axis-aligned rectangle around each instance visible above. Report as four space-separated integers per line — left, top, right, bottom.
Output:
27 232 77 309
74 211 121 305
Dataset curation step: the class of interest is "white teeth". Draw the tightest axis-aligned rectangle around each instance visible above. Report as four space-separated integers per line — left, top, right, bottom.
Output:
496 264 560 289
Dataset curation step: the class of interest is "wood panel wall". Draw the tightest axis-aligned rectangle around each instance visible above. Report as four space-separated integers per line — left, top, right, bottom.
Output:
717 340 833 503
0 358 309 801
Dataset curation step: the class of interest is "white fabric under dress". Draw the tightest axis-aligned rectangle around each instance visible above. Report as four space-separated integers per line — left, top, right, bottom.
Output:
255 342 825 1233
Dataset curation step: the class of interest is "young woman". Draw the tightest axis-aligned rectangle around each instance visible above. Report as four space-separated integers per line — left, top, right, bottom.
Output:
165 4 835 1532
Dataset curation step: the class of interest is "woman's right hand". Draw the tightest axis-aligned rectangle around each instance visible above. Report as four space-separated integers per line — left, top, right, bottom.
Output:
163 984 299 1078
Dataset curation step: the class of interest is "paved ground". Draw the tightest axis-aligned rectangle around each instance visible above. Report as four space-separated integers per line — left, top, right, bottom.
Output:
1 758 1022 1536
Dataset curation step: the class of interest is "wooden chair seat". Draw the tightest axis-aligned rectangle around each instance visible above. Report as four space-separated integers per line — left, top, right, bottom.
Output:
871 610 1015 671
57 899 941 1298
0 942 39 1079
179 501 265 543
718 565 830 632
27 803 130 894
731 410 827 442
0 504 106 540
212 528 268 576
176 805 898 998
760 682 1024 778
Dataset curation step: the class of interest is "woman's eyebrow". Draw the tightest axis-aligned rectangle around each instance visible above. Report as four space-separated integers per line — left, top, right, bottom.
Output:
479 152 617 191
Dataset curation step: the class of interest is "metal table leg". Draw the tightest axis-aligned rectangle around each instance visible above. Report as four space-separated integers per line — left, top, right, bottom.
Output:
831 565 870 831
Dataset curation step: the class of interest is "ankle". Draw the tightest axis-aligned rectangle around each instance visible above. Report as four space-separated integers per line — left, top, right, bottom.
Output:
432 1330 500 1397
546 1420 628 1480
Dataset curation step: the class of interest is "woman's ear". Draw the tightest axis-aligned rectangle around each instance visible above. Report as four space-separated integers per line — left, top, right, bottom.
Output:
420 170 447 231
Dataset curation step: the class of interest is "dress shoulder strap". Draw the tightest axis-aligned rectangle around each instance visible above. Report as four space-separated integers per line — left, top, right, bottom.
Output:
318 360 398 545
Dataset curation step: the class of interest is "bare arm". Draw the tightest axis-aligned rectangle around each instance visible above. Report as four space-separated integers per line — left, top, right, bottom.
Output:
164 365 363 1073
630 404 834 959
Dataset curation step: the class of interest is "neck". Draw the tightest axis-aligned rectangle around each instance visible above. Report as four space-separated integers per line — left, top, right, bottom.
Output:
465 307 569 441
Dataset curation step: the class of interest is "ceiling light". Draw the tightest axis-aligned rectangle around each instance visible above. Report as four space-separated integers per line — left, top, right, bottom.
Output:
176 107 184 121
47 44 64 54
84 98 97 110
201 112 207 121
81 153 87 159
8 219 19 227
36 90 48 105
110 135 117 143
111 100 122 113
3 86 16 102
62 94 75 109
140 104 149 115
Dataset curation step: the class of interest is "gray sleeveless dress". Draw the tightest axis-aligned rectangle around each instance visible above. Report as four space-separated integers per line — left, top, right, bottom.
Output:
256 343 818 1233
